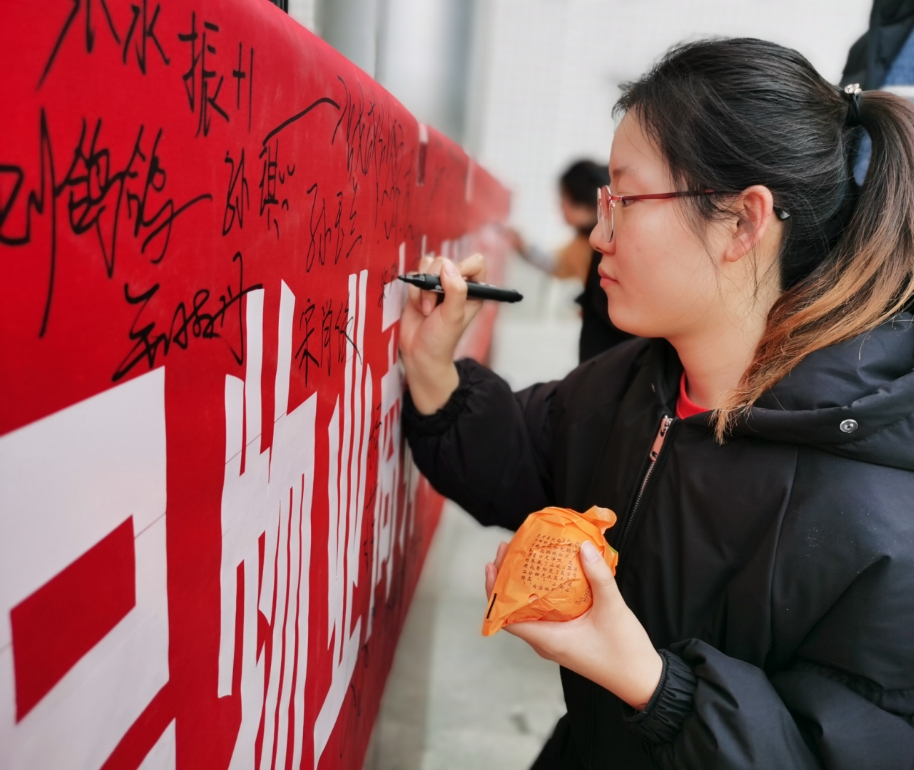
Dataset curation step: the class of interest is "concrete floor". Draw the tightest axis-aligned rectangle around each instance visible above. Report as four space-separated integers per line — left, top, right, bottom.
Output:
366 259 582 770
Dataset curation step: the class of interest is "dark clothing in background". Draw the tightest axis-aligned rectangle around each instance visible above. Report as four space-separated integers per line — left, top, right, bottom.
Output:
575 249 634 363
404 319 914 768
842 0 914 89
842 0 914 181
571 223 633 363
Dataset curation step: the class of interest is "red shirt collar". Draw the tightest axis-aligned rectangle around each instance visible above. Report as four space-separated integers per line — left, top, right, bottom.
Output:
676 372 710 419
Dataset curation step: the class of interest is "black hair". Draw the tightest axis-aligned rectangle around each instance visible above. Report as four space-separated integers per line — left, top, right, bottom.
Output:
616 38 868 289
559 160 609 208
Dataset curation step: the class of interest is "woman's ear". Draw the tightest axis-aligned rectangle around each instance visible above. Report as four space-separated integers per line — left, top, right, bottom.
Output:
724 185 777 263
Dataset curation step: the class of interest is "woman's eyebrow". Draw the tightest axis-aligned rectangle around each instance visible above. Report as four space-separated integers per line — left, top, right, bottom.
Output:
609 166 629 185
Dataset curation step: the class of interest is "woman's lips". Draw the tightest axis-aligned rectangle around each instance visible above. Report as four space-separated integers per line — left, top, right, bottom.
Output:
597 266 618 287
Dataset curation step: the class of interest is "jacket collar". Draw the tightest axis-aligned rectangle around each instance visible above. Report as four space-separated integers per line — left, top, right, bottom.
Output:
648 315 914 470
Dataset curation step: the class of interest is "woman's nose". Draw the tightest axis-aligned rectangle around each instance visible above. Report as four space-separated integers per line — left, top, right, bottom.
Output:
590 221 612 254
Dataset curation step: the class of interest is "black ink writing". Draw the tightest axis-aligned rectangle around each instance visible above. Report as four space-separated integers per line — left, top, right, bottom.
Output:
258 139 297 239
126 127 212 263
331 77 406 240
122 0 169 73
113 250 262 381
231 43 254 132
262 97 340 145
223 148 249 235
305 181 362 271
39 0 169 87
334 299 358 365
40 0 121 87
378 258 400 308
295 300 319 387
293 294 360 387
179 13 228 137
258 139 280 237
0 110 211 336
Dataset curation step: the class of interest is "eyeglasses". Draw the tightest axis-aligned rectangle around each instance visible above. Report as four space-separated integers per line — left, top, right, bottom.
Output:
596 185 791 242
596 185 717 242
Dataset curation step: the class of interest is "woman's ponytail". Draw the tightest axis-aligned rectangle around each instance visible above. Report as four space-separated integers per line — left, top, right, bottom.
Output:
716 90 914 439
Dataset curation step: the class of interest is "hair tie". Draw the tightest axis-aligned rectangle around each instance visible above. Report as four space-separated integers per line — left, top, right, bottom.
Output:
843 83 863 127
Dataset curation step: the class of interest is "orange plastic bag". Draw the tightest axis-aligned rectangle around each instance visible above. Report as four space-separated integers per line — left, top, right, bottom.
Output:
482 506 618 637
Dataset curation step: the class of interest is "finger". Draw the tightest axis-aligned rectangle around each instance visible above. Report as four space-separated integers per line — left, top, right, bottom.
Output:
407 283 419 303
407 281 422 309
485 562 497 599
438 258 468 324
406 254 435 311
494 540 509 570
579 540 622 606
457 252 487 283
421 255 446 315
503 619 560 661
424 255 446 277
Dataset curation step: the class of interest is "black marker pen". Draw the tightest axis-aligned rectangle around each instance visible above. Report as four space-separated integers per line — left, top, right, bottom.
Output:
398 273 524 303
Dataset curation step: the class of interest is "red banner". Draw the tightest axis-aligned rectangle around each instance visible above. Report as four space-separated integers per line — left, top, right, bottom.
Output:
0 2 510 768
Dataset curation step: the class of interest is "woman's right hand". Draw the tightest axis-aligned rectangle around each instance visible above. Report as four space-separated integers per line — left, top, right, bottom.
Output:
399 253 487 415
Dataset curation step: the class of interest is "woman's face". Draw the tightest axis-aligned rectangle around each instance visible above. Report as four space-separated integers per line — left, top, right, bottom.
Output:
591 113 730 341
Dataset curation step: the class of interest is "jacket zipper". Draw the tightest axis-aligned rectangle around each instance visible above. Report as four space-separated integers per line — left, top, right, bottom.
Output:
618 415 673 553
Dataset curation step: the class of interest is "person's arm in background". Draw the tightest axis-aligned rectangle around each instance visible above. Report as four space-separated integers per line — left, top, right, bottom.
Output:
501 223 593 286
553 233 592 284
501 225 558 274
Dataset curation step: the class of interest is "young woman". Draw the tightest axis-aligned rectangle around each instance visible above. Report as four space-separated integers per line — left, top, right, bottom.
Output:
399 38 914 768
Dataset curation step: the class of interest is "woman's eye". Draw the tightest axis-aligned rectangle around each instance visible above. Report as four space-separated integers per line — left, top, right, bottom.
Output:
620 198 635 208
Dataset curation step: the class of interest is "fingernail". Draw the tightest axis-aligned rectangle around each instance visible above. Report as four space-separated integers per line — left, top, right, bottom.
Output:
443 259 457 277
581 540 600 564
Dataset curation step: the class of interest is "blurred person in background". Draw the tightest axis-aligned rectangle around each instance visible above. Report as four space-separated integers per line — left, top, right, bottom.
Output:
401 38 914 769
507 160 634 362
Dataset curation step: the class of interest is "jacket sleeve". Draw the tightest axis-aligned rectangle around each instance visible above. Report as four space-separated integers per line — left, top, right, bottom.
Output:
625 641 914 770
402 358 558 530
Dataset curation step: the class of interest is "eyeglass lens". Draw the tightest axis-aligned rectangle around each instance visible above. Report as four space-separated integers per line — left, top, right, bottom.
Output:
597 186 614 242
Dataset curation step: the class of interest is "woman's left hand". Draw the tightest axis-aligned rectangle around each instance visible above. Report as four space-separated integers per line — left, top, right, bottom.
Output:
485 540 663 710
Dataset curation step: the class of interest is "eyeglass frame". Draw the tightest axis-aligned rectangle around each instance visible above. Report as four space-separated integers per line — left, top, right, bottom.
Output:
596 186 717 242
596 185 790 242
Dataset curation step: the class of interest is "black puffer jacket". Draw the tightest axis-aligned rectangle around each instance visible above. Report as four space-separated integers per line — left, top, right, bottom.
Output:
403 318 914 769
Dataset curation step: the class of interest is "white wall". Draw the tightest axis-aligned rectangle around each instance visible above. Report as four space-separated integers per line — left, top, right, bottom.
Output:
376 0 475 141
287 0 316 31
